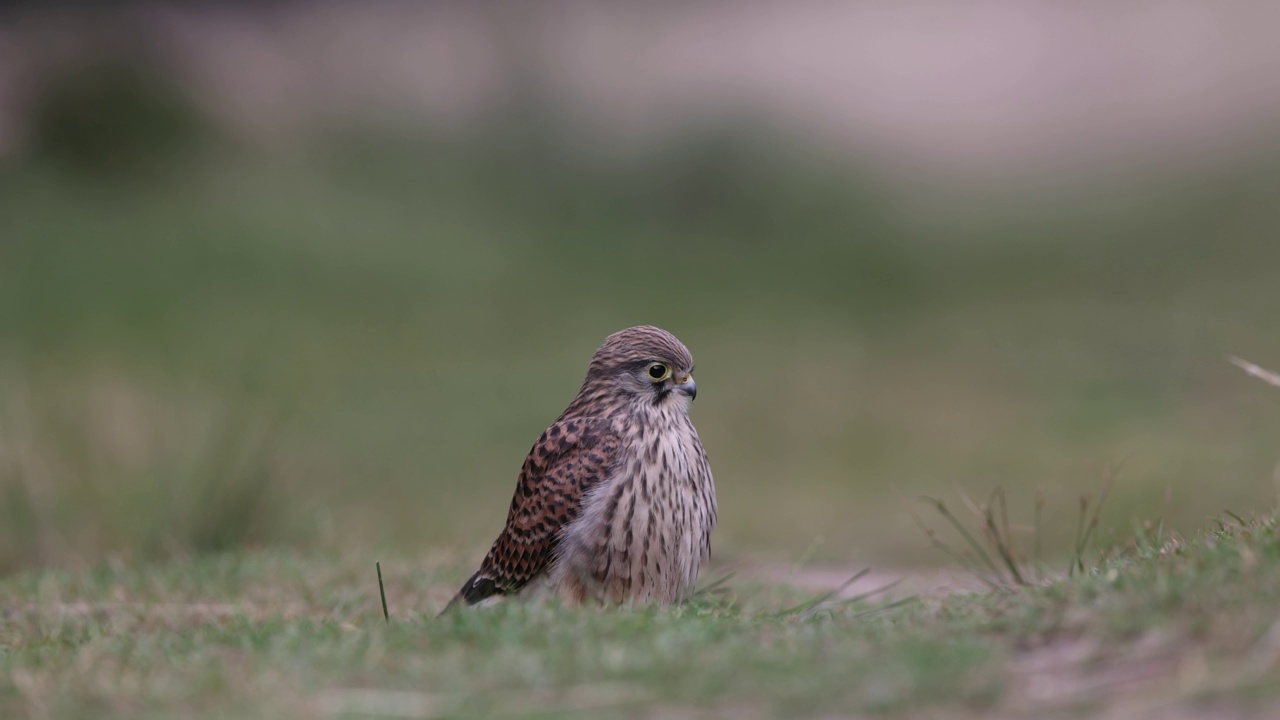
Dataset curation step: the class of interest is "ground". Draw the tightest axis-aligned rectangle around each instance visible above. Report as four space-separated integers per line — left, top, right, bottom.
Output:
3 513 1277 719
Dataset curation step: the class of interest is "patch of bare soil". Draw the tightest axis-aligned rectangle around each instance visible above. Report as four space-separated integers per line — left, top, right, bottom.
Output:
741 563 1278 720
742 562 987 600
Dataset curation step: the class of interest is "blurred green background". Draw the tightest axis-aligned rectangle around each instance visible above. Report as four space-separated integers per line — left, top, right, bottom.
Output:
2 4 1279 575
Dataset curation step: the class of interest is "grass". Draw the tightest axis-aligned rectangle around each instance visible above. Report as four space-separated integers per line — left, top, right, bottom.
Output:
2 513 1279 719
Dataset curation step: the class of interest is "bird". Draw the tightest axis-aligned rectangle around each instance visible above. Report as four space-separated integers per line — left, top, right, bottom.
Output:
443 325 716 611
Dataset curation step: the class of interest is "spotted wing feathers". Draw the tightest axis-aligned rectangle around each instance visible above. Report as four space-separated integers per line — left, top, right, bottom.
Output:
446 417 618 610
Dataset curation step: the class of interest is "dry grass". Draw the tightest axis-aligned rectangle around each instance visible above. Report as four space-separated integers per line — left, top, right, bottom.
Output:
907 468 1118 590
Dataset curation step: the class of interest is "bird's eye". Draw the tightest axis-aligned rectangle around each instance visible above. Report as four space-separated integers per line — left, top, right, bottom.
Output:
646 363 671 381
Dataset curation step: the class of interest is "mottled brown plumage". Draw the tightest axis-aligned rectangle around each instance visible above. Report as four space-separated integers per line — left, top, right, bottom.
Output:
445 326 716 610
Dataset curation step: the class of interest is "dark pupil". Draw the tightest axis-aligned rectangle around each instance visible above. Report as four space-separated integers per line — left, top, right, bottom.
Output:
648 364 666 379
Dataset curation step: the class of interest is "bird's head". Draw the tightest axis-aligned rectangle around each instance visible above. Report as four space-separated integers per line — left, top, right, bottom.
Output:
580 326 698 408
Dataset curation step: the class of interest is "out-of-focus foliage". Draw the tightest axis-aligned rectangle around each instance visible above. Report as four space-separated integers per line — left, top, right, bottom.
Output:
25 43 213 177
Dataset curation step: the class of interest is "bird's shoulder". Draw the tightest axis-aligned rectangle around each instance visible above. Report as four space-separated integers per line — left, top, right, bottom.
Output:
520 415 620 485
506 415 621 535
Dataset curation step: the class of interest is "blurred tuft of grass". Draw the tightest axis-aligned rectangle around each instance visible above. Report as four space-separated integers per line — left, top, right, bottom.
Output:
0 368 295 574
2 109 1280 573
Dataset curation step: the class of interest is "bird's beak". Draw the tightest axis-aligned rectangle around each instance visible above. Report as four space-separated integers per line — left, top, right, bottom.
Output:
675 375 697 400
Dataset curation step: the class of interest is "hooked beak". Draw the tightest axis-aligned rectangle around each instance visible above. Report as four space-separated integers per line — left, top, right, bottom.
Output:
675 375 697 400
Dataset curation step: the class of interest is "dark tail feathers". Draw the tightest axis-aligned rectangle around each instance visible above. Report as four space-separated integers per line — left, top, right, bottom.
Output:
438 571 502 616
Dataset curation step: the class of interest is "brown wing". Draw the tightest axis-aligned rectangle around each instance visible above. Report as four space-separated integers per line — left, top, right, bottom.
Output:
445 417 618 609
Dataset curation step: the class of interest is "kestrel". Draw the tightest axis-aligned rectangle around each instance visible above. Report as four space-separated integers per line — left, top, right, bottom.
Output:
444 326 716 610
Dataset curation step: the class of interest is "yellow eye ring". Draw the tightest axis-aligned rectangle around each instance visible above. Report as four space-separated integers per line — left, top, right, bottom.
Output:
646 362 672 382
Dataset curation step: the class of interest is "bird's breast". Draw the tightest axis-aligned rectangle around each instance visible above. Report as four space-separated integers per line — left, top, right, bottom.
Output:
555 412 716 605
